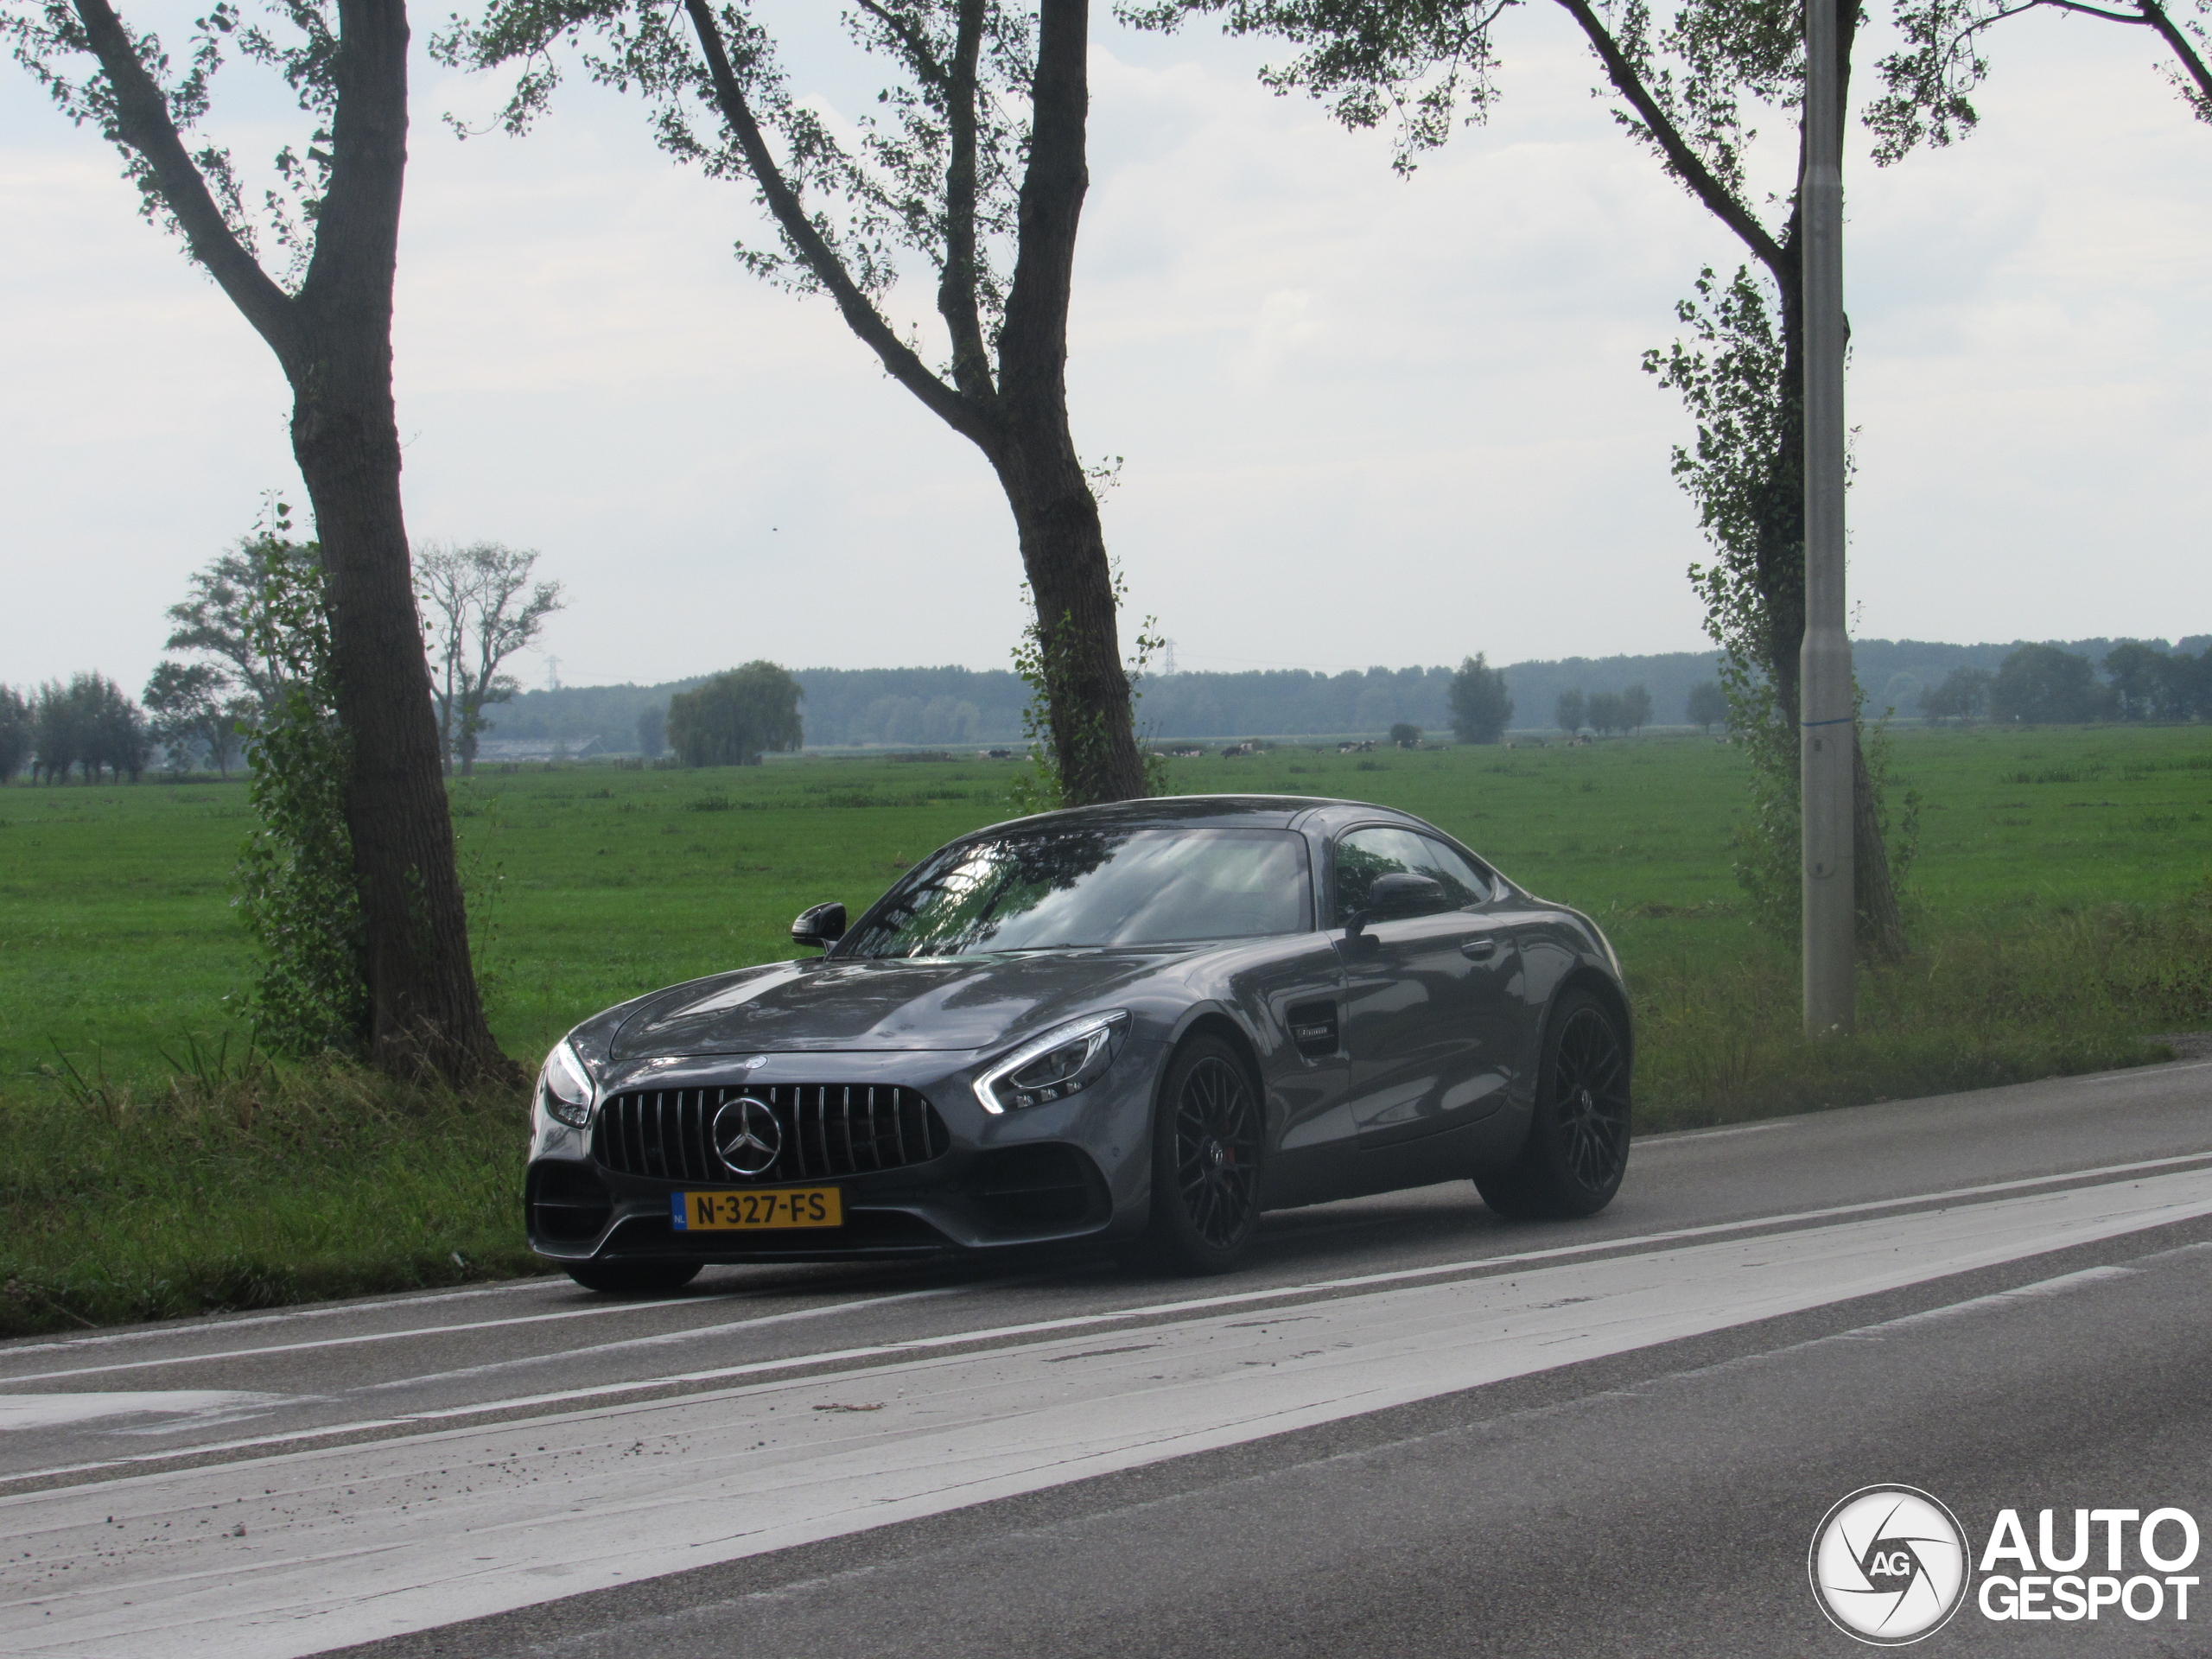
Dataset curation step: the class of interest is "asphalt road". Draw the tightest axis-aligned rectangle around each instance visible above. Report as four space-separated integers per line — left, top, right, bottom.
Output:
4 1056 2211 1657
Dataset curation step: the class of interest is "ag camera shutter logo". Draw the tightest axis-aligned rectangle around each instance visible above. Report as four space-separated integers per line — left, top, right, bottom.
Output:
1809 1484 1971 1644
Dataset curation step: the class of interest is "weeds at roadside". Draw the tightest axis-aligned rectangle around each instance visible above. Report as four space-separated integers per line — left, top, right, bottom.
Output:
1632 891 2212 1129
0 1058 543 1338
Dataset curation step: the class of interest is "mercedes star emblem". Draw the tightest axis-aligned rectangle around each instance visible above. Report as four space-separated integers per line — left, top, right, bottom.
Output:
711 1096 782 1178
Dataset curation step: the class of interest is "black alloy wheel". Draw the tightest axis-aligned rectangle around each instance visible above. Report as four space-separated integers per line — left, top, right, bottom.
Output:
1475 988 1631 1219
565 1260 703 1295
1132 1034 1264 1274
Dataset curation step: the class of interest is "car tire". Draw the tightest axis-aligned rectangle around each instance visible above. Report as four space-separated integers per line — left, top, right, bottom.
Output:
1126 1033 1264 1275
564 1260 702 1295
1475 988 1631 1220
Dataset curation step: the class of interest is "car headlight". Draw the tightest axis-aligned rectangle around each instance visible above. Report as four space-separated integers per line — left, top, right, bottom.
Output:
974 1012 1131 1115
539 1039 594 1128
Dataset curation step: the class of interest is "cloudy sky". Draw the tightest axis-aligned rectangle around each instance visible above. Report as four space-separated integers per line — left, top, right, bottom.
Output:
3 3 2207 695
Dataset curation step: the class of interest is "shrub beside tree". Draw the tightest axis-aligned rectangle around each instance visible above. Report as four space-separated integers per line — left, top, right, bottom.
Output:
1447 654 1515 743
668 664 804 767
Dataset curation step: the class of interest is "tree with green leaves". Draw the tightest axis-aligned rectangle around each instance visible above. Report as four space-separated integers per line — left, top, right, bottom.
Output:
1873 0 2209 149
143 660 246 775
1447 652 1514 742
1920 664 1992 724
1622 683 1653 733
440 0 1149 805
30 672 149 781
1992 644 2109 724
1586 690 1625 735
415 541 564 776
161 531 315 720
1556 687 1586 736
667 662 804 767
0 686 29 782
1686 678 1729 731
2102 641 2172 720
5 4 503 1078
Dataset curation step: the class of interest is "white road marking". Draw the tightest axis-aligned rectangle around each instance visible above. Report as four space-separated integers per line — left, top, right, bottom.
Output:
1638 1119 1798 1146
0 1282 987 1387
10 1147 2212 1488
0 1278 577 1359
0 1395 289 1434
6 1164 2212 1659
9 1150 2202 1397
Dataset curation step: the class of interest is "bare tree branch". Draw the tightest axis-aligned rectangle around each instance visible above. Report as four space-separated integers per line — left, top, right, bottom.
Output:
67 0 298 354
677 0 989 442
1553 0 1791 290
938 0 997 400
2139 0 2212 111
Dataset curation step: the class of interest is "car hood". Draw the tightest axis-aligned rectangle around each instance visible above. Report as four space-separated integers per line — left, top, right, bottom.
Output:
607 950 1185 1061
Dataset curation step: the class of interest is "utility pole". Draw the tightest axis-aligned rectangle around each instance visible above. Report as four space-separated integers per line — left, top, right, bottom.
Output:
1801 0 1855 1034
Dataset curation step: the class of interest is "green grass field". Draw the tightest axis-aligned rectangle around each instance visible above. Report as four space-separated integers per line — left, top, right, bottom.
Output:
3 722 2208 1332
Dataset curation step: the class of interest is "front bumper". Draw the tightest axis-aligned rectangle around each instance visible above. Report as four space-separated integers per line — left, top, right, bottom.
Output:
525 1041 1161 1263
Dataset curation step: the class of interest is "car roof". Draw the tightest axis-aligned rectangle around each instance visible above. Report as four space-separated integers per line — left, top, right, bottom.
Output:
976 794 1425 836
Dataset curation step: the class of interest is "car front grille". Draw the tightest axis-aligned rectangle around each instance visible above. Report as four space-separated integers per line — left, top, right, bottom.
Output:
593 1083 951 1184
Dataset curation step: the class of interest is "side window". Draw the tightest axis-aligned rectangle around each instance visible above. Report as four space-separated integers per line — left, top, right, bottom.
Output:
1332 828 1412 926
1331 826 1491 925
1412 836 1492 908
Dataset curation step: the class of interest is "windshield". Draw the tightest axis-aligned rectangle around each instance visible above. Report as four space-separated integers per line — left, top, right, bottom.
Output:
841 827 1313 958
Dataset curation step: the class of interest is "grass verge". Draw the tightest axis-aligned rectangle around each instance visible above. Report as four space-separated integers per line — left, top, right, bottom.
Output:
1633 888 2212 1128
0 1057 539 1338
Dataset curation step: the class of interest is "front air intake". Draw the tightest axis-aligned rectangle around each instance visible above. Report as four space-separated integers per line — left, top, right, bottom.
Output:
593 1083 951 1184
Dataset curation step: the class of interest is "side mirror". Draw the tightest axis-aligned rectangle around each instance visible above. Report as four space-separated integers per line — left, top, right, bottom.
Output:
791 901 846 951
1346 872 1446 940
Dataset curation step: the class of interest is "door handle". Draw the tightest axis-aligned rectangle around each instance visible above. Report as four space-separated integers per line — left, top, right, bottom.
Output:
1460 938 1499 961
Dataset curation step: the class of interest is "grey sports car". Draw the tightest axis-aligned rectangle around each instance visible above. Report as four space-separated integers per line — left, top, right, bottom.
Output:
525 794 1632 1288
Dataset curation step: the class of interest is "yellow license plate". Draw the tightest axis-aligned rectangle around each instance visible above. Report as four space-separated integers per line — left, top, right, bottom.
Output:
671 1187 842 1230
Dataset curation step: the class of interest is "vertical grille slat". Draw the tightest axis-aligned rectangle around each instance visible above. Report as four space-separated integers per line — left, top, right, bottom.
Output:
594 1078 952 1184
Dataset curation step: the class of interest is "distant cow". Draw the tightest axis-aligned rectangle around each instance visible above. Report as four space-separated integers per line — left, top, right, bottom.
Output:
1337 740 1376 754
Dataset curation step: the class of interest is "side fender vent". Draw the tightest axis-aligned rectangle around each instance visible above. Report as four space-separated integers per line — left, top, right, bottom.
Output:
1286 1000 1340 1059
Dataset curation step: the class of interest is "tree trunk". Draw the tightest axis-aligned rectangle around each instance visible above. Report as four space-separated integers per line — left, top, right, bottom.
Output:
988 429 1147 805
282 0 505 1082
1852 734 1905 960
988 0 1144 807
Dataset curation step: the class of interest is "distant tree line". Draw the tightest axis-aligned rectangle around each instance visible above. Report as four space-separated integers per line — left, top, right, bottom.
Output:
1554 684 1655 738
0 676 150 782
1923 642 2212 725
